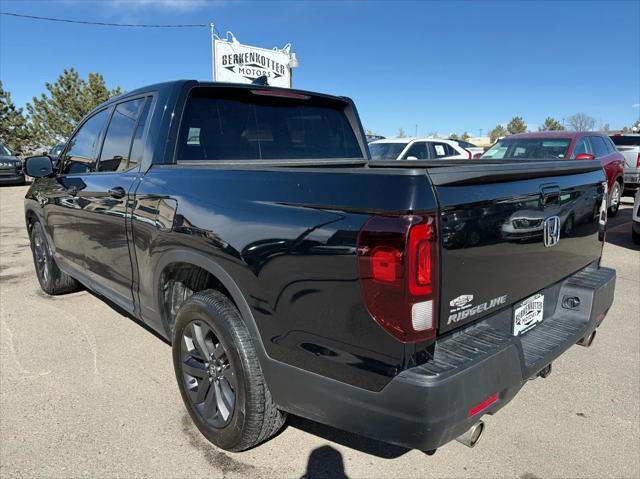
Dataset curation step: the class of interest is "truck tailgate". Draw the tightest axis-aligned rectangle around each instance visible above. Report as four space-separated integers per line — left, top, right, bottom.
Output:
431 161 606 334
368 159 607 335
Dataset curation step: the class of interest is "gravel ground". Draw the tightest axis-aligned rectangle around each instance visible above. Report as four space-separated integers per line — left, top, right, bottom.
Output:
1 184 638 479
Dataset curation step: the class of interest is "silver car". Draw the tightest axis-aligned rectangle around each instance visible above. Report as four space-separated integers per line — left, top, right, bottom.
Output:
610 134 640 196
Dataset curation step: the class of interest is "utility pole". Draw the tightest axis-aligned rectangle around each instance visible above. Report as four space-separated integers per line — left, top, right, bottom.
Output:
479 128 483 137
414 124 418 137
210 22 215 81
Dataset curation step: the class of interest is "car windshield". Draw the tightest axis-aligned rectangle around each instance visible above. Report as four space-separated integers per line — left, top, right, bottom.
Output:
482 138 571 160
369 143 407 160
0 144 12 156
610 135 640 147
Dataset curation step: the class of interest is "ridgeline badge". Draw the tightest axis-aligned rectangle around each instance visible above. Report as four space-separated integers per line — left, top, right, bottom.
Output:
447 294 507 325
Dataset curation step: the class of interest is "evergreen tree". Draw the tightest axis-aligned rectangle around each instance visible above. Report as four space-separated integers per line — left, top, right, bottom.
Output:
539 117 565 131
26 68 121 147
507 116 527 134
0 81 30 154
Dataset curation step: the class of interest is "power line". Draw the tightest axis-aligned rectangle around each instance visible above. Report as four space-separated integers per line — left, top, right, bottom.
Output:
0 11 207 28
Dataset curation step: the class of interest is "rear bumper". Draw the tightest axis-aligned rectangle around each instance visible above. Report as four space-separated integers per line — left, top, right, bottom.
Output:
268 265 616 451
624 167 639 191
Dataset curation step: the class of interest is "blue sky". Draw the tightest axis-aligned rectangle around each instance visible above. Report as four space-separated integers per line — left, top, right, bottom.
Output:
1 0 639 137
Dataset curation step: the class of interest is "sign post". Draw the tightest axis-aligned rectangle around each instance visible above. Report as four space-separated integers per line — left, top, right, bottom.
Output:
212 37 296 88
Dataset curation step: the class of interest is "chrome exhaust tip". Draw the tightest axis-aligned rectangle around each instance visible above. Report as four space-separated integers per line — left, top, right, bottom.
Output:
456 420 485 448
577 330 597 347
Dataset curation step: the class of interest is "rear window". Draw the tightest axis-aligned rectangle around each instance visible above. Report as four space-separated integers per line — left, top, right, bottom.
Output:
177 87 362 161
369 143 407 160
482 138 571 160
610 135 640 147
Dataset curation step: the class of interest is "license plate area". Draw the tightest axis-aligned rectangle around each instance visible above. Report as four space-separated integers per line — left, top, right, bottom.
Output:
513 293 544 336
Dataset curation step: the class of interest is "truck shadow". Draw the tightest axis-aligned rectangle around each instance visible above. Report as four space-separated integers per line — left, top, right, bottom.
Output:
605 202 638 250
301 445 349 479
287 415 409 460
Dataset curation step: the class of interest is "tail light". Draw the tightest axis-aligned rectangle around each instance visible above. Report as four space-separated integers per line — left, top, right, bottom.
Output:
467 150 472 160
636 152 640 168
357 215 438 343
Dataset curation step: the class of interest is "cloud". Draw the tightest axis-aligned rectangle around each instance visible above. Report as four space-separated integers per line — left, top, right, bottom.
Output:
108 0 213 11
633 103 640 108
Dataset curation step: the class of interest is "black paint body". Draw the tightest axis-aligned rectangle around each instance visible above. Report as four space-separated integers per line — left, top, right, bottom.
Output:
24 81 615 450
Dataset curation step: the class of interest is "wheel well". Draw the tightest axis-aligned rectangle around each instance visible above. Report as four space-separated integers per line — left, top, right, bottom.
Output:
160 262 234 336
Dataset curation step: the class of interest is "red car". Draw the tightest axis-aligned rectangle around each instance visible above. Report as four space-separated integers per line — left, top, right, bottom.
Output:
482 131 625 216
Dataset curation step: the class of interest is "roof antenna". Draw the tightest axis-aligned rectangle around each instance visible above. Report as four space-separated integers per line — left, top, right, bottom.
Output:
252 76 269 86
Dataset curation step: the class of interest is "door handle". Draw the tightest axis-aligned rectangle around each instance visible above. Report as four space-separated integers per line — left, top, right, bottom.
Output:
108 186 126 199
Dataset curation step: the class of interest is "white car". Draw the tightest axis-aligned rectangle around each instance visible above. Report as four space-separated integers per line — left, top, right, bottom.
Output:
452 139 485 158
369 137 471 161
633 189 640 244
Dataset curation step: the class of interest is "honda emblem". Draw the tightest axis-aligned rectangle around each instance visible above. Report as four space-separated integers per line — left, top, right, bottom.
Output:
543 216 560 247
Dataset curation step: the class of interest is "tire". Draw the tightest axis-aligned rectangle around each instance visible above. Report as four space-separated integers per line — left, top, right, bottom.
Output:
29 221 78 295
633 226 640 245
172 290 286 452
608 181 622 217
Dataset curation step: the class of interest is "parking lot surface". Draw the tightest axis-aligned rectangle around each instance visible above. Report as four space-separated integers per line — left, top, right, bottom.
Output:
1 184 638 479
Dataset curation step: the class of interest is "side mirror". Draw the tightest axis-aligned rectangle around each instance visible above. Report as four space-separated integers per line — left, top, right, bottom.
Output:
575 153 595 160
25 156 54 178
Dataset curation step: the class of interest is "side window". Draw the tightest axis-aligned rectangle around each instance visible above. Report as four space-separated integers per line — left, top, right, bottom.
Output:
589 136 609 158
402 142 427 160
97 98 145 172
128 97 152 169
572 138 591 157
431 142 457 158
603 137 616 154
62 108 110 174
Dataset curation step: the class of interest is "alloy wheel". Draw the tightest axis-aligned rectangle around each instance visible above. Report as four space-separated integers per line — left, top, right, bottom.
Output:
609 183 621 212
181 320 237 428
33 228 50 286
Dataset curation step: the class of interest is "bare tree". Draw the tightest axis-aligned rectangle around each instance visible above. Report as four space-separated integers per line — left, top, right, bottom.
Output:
567 113 596 131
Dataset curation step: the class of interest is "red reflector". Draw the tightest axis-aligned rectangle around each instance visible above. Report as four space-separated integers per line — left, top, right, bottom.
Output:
416 241 431 285
468 394 498 417
371 247 400 282
250 89 310 99
408 220 435 296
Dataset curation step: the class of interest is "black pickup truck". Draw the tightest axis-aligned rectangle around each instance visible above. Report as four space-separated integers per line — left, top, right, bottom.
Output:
24 80 616 453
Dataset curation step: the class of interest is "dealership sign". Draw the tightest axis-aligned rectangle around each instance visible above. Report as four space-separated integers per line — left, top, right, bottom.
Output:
213 39 293 88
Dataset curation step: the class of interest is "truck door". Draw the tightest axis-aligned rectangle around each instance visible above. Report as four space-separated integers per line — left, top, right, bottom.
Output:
72 96 151 313
47 107 112 272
